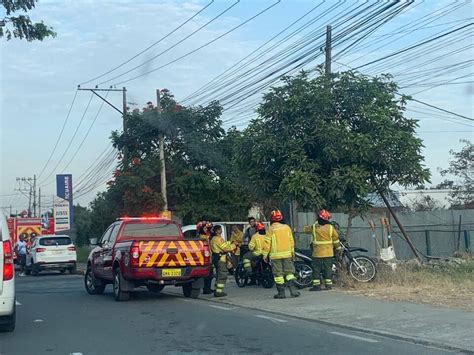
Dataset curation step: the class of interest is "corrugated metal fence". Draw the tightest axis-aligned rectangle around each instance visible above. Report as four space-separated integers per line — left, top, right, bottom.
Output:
293 209 473 259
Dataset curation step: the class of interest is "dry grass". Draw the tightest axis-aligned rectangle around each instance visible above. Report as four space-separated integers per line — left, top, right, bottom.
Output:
338 258 474 311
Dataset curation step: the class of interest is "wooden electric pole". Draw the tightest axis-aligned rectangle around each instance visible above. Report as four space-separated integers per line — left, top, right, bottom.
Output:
325 25 332 75
77 86 127 159
156 89 168 211
38 187 41 218
378 189 423 264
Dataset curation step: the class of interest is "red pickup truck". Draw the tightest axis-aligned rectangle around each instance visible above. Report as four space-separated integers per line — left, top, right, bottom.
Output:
84 217 211 301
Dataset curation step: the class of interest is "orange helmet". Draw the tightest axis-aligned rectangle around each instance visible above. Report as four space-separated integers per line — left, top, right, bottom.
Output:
270 210 283 222
318 209 332 221
255 222 265 231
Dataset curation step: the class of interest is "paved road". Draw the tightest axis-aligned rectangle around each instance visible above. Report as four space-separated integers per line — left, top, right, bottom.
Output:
0 273 455 355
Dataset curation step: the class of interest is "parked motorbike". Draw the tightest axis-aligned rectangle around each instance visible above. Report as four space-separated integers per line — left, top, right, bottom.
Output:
294 230 377 288
234 257 274 289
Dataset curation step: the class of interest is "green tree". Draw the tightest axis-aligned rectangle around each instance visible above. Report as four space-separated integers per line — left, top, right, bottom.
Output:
89 89 252 228
235 70 430 213
1 0 55 41
438 139 473 208
74 204 92 247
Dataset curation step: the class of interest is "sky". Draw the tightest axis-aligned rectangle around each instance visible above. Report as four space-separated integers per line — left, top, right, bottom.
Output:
0 0 473 215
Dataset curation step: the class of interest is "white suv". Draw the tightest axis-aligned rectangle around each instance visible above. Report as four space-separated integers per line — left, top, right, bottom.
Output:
0 212 15 332
27 235 77 276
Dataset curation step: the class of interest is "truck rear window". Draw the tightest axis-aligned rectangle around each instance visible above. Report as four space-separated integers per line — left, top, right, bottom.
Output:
122 223 180 238
40 237 72 246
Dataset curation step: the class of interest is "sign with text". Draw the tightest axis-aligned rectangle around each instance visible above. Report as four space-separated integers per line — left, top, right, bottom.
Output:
54 197 70 232
55 174 73 231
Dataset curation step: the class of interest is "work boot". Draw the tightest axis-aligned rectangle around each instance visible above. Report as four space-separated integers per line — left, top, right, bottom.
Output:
309 285 322 291
214 291 227 297
203 288 213 295
273 284 286 299
288 281 301 298
325 284 332 290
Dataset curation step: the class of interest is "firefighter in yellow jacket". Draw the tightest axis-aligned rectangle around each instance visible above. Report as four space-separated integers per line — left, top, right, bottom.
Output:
266 210 300 299
242 222 269 275
304 210 341 291
210 225 236 297
198 221 214 294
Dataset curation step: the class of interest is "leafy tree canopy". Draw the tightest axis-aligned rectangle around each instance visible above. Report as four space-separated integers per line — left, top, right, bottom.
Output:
235 70 430 213
89 90 252 230
1 0 55 41
438 139 473 208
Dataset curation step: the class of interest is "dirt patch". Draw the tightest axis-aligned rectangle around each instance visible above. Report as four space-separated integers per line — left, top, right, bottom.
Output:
337 258 474 311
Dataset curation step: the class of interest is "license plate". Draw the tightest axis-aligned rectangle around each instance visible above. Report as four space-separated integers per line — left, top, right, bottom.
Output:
162 269 181 277
52 250 63 255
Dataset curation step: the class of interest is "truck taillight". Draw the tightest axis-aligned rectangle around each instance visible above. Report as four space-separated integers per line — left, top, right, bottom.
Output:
68 246 76 251
130 245 140 267
3 240 14 281
36 248 46 253
203 243 211 263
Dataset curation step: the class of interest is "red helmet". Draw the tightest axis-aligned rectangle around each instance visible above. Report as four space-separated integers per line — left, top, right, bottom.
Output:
255 222 265 231
270 210 283 222
318 209 332 221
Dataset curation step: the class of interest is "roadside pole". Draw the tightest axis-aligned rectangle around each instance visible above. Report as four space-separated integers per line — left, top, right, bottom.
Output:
378 189 423 263
325 25 332 75
38 187 41 219
157 89 168 211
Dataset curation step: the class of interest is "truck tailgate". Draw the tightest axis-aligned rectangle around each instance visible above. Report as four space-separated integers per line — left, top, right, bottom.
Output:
138 240 207 268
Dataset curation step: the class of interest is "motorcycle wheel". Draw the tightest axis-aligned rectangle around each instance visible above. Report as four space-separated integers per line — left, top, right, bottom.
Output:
260 264 274 289
294 262 313 289
349 256 377 282
234 263 248 288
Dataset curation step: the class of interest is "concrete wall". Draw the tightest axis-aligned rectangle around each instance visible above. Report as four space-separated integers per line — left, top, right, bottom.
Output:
294 209 473 260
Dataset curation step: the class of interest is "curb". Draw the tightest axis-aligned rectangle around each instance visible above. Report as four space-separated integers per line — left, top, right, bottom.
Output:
165 291 474 354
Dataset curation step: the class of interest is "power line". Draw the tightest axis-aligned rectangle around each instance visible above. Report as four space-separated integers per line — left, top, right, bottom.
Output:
79 0 215 86
59 92 109 173
111 0 282 86
36 90 78 180
354 23 474 70
39 92 95 186
97 0 241 86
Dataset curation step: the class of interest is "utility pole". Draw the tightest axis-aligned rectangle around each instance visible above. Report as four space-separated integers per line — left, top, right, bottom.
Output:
325 25 332 75
122 87 128 162
16 177 34 216
157 89 168 211
77 86 127 159
32 174 37 217
38 187 41 218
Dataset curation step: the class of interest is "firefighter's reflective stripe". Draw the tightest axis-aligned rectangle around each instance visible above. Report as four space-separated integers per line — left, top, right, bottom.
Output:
268 223 294 260
274 276 285 284
312 224 334 245
138 240 205 267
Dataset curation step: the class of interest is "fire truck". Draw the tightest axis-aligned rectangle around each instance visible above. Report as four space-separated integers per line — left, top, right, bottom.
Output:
7 216 54 261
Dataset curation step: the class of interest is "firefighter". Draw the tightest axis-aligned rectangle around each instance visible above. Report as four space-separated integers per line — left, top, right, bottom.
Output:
304 210 341 291
198 221 214 294
210 225 236 297
266 210 300 299
242 222 268 276
229 225 244 273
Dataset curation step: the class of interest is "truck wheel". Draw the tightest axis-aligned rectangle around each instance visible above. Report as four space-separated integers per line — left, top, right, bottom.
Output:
84 266 105 295
113 268 130 302
147 284 164 293
183 283 200 298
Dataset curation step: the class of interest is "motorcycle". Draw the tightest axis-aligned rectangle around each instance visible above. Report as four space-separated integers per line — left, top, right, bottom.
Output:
294 229 377 288
234 256 274 289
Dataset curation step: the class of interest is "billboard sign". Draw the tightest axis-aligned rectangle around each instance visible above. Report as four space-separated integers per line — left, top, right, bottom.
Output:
54 198 70 232
55 174 73 231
